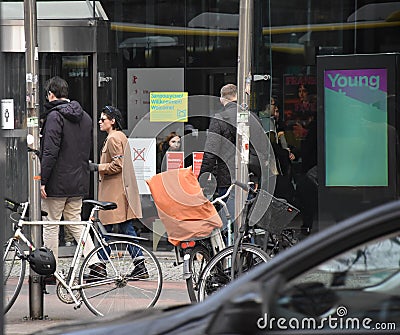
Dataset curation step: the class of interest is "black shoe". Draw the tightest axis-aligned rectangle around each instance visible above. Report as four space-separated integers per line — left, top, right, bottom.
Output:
85 263 107 283
130 260 149 280
43 274 56 285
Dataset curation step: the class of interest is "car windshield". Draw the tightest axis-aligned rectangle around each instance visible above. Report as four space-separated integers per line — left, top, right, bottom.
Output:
288 232 400 290
268 231 400 328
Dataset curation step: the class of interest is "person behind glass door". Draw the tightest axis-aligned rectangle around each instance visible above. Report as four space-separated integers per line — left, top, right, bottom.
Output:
90 105 148 279
157 132 181 173
265 96 296 202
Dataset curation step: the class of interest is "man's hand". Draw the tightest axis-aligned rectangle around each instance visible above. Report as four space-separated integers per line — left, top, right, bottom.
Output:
40 185 47 199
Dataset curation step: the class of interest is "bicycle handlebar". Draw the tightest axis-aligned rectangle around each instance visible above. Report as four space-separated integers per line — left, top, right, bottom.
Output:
233 180 249 191
4 198 21 213
233 180 257 194
211 180 256 206
4 198 48 217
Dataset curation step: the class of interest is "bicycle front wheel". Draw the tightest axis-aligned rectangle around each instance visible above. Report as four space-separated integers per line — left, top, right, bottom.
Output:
197 244 270 302
3 239 26 314
185 244 211 302
79 240 163 316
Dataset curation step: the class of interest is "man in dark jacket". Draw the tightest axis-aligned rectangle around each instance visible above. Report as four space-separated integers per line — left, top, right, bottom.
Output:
199 84 238 190
199 84 273 226
40 76 105 280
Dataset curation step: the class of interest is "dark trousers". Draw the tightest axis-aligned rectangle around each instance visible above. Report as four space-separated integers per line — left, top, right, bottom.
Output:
98 219 144 260
295 175 318 230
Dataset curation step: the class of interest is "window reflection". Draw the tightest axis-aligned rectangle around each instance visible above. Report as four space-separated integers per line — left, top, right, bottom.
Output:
273 232 400 324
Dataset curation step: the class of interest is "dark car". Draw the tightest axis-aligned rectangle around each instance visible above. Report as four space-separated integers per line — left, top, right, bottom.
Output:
32 201 400 335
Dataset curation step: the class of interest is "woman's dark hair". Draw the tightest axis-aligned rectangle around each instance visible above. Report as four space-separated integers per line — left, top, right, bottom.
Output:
102 106 123 130
165 132 180 143
271 95 279 109
159 132 181 151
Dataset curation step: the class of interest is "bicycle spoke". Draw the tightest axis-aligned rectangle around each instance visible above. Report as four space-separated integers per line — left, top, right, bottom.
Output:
3 241 26 314
80 241 162 316
85 286 119 299
197 244 270 301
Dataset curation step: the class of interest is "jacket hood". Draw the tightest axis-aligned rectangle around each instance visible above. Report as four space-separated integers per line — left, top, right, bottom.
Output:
56 100 84 123
42 100 84 123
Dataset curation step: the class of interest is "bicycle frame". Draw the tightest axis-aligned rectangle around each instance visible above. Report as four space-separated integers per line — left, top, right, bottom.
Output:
4 202 35 261
51 214 106 308
172 183 238 303
212 184 234 246
45 204 148 308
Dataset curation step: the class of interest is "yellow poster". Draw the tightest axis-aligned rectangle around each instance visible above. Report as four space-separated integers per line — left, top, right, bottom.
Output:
150 92 188 122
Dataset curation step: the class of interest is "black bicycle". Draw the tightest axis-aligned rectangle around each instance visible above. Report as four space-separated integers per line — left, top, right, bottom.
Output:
197 183 299 301
173 185 233 302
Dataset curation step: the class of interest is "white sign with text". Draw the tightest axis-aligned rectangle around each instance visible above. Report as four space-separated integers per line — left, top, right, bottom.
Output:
127 68 184 132
128 138 157 194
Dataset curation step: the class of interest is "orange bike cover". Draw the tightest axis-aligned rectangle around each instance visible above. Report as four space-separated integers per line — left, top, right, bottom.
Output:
146 167 222 245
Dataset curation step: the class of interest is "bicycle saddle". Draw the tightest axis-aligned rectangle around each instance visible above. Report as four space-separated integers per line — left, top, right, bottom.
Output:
83 199 117 211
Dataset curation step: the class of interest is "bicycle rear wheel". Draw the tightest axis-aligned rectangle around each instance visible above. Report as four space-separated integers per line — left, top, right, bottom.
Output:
185 244 211 302
197 244 270 302
79 240 163 316
3 239 26 314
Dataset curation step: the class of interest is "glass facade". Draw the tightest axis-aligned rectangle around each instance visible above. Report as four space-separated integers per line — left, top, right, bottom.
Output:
98 0 400 232
2 0 400 245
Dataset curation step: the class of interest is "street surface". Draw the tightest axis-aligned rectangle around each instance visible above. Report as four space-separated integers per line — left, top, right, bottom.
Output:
4 251 190 335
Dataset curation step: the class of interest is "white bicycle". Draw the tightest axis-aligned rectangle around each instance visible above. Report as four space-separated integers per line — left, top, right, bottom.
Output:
3 198 163 316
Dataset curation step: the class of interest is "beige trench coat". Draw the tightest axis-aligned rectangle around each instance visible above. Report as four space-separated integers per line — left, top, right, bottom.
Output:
98 130 142 225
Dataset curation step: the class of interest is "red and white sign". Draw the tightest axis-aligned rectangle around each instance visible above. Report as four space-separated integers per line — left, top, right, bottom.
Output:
192 152 204 177
166 151 184 171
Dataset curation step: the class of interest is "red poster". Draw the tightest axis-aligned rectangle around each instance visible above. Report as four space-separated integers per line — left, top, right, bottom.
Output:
283 75 317 149
283 75 317 126
192 152 204 177
166 151 184 171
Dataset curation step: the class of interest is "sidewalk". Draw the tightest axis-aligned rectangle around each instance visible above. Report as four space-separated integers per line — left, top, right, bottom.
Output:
4 251 191 335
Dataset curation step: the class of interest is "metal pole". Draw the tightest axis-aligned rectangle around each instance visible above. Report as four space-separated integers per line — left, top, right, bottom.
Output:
24 0 43 319
0 45 5 333
235 0 253 232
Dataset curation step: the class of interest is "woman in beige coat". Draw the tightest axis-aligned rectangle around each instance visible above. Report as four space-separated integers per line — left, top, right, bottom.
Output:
91 105 147 279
